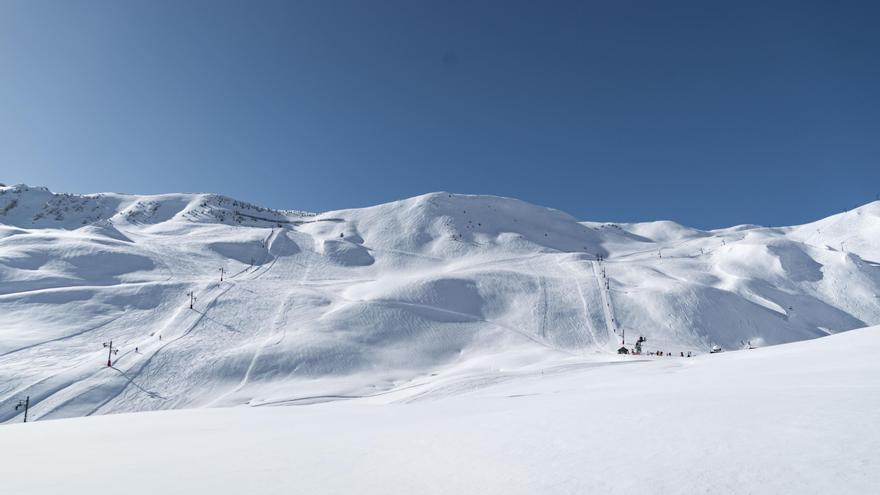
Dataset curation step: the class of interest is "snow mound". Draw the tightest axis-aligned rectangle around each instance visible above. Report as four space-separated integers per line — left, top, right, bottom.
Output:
76 220 133 242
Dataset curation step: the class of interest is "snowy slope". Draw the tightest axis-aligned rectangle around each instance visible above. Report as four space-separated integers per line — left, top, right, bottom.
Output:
1 325 878 495
1 183 879 421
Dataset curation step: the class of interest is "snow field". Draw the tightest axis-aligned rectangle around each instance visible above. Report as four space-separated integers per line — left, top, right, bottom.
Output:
1 325 877 494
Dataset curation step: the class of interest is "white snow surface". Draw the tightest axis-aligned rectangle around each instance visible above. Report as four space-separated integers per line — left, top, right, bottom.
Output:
0 183 879 423
0 325 878 494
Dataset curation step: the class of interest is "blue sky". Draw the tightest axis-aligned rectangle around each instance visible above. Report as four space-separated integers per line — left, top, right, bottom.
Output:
1 0 878 228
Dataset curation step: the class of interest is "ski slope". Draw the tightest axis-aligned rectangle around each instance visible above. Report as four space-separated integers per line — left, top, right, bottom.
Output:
1 325 878 494
1 183 879 421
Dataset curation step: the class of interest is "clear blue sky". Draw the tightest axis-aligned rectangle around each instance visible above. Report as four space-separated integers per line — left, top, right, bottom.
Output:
1 1 878 228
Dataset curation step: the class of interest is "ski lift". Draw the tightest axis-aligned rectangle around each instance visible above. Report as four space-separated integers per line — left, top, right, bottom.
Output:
632 336 646 354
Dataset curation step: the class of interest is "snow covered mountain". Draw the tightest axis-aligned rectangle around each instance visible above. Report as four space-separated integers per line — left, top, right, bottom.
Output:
1 183 878 422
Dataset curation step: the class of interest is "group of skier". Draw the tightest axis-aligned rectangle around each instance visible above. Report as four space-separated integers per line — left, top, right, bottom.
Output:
646 350 692 358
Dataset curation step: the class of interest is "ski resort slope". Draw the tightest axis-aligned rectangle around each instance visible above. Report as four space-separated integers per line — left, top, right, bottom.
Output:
1 326 878 495
1 184 879 421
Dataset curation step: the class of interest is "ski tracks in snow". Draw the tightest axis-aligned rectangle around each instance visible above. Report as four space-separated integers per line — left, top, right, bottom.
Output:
555 256 601 349
208 291 297 406
24 281 235 420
